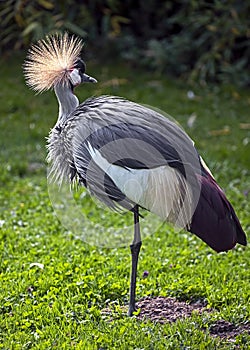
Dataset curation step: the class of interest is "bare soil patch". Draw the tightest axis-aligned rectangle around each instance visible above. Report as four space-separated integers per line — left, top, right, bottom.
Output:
136 296 250 340
136 296 207 323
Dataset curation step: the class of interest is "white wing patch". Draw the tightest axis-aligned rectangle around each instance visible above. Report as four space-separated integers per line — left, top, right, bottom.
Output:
200 156 214 178
87 143 194 229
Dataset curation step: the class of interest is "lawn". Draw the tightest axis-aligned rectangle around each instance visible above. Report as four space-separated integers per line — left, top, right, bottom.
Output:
0 53 249 349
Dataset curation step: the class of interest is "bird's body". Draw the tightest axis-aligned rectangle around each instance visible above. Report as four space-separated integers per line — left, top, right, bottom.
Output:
48 95 197 222
47 94 246 252
24 33 247 316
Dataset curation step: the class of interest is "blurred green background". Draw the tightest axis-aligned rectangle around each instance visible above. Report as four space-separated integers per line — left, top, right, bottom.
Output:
1 0 249 87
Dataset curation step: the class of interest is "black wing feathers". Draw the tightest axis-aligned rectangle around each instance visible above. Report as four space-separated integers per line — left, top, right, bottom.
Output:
76 122 186 175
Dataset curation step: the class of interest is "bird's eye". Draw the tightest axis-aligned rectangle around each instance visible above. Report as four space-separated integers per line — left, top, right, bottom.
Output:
75 59 86 74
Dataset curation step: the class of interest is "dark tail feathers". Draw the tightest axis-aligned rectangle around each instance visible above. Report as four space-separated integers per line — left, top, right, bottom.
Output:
189 174 247 252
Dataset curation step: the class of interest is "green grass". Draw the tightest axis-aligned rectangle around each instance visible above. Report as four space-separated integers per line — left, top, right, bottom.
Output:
0 53 249 349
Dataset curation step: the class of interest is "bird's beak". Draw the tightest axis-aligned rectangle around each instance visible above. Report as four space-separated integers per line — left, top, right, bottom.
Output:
81 73 97 83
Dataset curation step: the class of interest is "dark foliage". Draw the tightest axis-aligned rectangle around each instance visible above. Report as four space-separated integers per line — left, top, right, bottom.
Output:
1 0 249 86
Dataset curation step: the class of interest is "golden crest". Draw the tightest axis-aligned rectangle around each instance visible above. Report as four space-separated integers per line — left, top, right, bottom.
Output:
23 32 83 92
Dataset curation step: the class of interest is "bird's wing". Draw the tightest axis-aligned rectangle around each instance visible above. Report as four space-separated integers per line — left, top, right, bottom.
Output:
70 98 202 226
71 95 201 174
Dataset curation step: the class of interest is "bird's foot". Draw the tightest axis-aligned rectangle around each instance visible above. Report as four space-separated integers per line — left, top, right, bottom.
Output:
128 304 137 317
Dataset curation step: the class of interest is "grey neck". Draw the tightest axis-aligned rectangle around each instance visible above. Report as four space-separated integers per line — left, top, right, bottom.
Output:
54 84 79 123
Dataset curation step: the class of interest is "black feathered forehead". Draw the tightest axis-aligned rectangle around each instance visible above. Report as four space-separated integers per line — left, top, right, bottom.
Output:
75 59 86 74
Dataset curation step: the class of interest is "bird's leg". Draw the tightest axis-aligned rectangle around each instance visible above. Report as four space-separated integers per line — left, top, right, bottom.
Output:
128 205 142 316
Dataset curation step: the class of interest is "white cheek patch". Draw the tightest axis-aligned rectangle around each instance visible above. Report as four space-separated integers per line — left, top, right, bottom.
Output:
69 68 81 86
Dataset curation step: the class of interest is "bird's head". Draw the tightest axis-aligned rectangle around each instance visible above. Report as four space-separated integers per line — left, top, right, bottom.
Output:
23 32 97 93
69 58 97 88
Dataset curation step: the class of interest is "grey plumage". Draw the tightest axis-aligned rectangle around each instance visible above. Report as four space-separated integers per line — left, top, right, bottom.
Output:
47 96 200 227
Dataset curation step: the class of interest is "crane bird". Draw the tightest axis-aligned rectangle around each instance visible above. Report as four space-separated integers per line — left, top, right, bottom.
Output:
23 33 247 316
